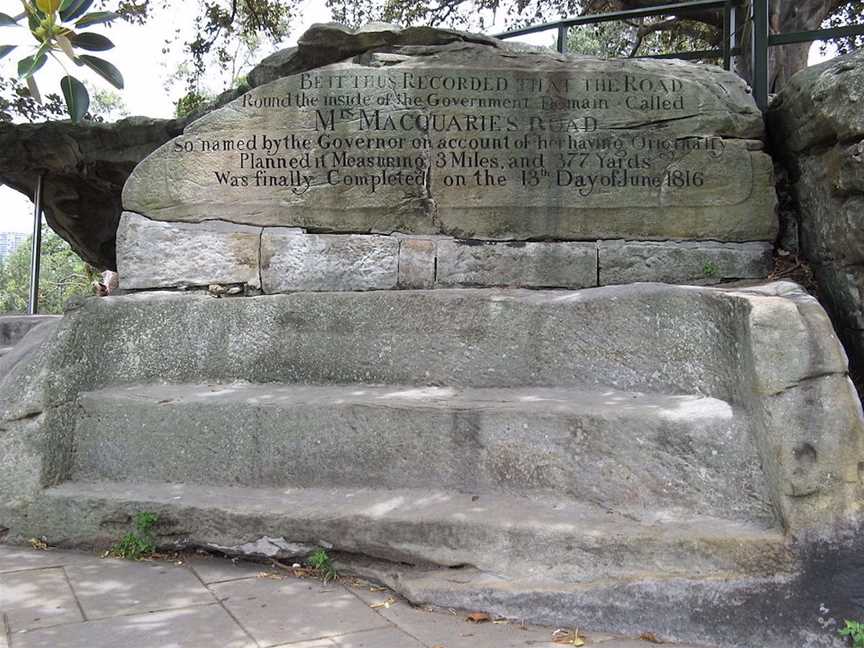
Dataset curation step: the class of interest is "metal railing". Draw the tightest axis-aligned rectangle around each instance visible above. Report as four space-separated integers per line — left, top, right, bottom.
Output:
27 174 44 315
496 0 864 109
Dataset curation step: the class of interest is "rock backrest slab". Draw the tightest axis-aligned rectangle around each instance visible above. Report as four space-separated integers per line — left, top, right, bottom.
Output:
122 30 776 243
46 286 746 400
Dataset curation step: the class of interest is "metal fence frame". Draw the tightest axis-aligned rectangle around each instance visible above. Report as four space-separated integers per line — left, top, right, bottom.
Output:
496 0 864 109
27 174 44 315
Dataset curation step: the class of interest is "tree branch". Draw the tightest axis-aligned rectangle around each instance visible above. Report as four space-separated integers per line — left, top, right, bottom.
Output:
627 16 680 56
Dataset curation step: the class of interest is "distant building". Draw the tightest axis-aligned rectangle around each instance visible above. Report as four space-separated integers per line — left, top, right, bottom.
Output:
0 232 28 264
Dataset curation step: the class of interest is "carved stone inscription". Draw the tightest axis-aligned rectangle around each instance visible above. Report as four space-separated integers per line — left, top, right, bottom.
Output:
123 59 777 241
229 70 735 200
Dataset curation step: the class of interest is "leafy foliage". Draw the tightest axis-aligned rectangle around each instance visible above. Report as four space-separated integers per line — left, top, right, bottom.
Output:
0 0 123 122
135 0 291 101
175 89 212 118
840 620 864 648
307 548 338 582
86 80 127 118
60 73 88 121
110 511 158 560
0 226 94 314
823 1 864 55
566 16 715 60
0 74 65 120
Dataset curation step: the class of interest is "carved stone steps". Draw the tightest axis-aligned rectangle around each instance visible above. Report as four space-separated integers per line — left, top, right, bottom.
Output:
345 558 802 648
37 480 791 585
72 382 774 524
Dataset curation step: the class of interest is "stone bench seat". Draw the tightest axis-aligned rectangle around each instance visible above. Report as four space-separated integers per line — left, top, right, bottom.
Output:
40 479 791 584
3 282 861 648
71 382 772 524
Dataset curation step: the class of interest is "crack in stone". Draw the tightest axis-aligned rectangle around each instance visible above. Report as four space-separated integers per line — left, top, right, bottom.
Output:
767 371 848 397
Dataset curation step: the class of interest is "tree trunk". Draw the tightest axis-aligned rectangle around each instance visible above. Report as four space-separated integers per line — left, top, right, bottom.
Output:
740 0 834 90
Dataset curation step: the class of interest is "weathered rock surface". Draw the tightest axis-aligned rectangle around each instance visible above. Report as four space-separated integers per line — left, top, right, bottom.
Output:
396 237 437 289
112 23 779 292
769 48 864 371
261 230 399 292
0 283 860 648
247 23 499 89
117 212 261 289
117 212 771 291
0 118 185 269
768 49 864 153
599 240 773 285
72 383 773 523
435 240 597 288
123 26 775 243
0 315 58 348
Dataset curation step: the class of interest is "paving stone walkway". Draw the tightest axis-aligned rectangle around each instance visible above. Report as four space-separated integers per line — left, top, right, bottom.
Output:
0 545 708 648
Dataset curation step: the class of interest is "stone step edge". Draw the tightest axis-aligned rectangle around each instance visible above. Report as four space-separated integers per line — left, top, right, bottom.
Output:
117 211 774 292
341 557 802 648
70 384 769 524
79 381 735 418
43 479 781 540
34 480 792 586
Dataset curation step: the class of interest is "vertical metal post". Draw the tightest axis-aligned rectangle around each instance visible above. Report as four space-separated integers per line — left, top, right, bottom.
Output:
729 2 739 55
27 174 44 316
751 0 769 110
722 1 732 70
557 24 567 54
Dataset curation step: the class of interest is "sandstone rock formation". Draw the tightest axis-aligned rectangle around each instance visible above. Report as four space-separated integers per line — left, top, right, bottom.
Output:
769 49 864 374
4 24 860 648
0 118 184 269
119 23 777 292
1 282 862 648
0 24 518 270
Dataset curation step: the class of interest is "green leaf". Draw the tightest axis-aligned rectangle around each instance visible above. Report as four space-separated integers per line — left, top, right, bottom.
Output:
36 0 62 15
59 0 85 20
78 54 123 89
59 0 93 22
69 32 113 51
74 11 117 28
17 52 47 79
0 12 19 26
60 74 89 123
0 45 15 60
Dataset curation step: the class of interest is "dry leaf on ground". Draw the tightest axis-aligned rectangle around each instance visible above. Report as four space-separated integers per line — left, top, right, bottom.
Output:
640 632 664 643
552 628 586 646
466 612 491 623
